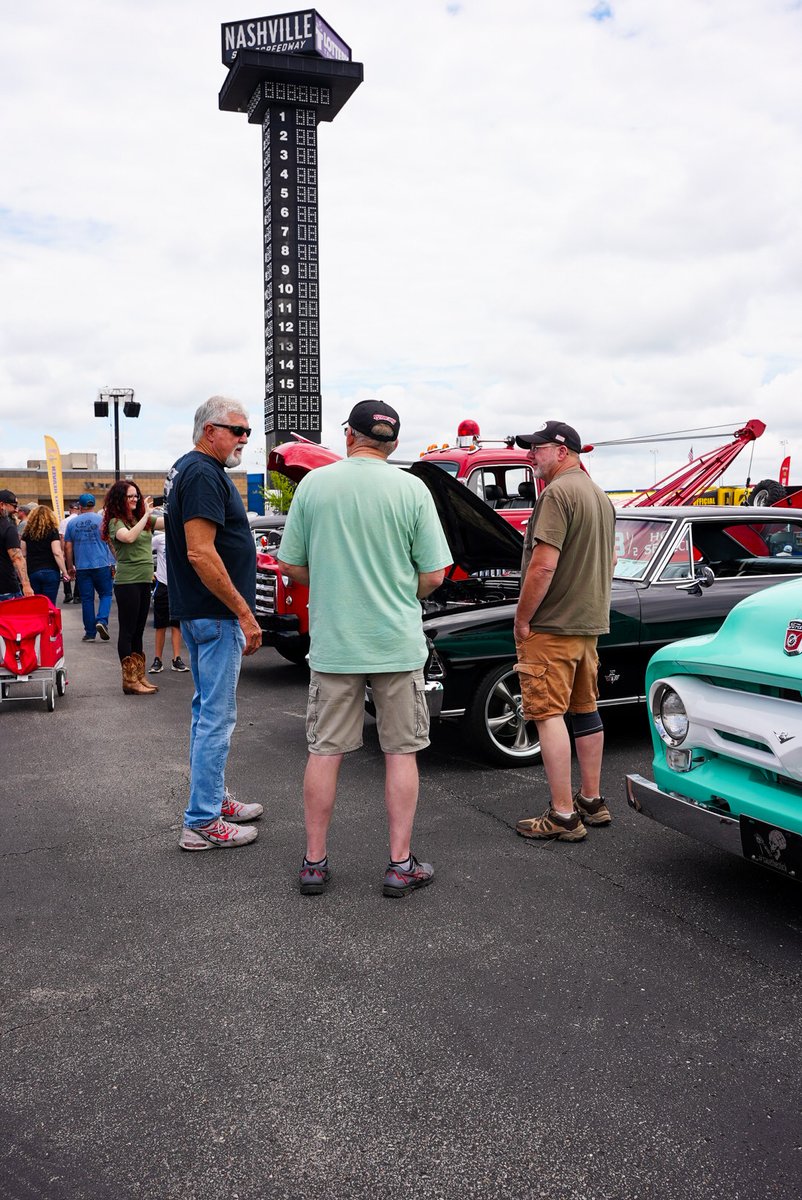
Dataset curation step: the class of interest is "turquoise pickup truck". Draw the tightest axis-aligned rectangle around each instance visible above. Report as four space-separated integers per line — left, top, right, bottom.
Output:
626 577 802 881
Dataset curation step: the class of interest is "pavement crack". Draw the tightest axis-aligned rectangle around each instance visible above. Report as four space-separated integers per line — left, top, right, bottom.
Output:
0 845 63 859
1 995 109 1041
473 804 518 832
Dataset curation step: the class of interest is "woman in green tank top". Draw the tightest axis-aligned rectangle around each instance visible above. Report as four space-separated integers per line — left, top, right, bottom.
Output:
101 481 165 695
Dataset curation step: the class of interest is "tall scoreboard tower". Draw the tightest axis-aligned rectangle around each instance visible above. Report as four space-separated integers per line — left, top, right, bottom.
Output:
219 11 363 448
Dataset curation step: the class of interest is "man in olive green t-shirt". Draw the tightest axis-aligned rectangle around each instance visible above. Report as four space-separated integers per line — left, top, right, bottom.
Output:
512 421 616 844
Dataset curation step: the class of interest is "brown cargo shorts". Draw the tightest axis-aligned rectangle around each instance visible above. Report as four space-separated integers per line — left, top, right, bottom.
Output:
306 668 431 755
514 631 600 722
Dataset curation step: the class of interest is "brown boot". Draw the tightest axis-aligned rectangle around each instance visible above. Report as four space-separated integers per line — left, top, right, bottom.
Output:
122 655 156 695
132 651 159 693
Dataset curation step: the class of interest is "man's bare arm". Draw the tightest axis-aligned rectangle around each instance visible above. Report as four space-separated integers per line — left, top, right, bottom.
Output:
184 518 263 655
514 543 561 640
277 560 310 588
9 548 33 597
417 568 446 599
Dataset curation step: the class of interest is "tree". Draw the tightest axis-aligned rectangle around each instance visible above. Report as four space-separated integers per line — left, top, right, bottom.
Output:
261 471 296 515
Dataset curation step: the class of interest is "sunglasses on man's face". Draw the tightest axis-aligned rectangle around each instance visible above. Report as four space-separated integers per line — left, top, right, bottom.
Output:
210 423 252 438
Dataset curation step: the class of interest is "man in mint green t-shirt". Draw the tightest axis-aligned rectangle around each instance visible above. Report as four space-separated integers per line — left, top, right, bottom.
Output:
278 400 452 900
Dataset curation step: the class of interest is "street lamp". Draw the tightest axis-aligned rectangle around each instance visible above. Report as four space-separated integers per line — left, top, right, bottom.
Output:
94 388 139 481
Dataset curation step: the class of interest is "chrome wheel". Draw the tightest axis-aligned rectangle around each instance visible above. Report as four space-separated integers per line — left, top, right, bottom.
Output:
466 663 542 766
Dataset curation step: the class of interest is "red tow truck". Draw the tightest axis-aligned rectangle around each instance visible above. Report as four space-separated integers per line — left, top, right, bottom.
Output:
413 419 543 535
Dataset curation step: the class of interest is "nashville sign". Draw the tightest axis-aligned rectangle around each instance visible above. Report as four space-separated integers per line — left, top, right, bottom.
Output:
221 10 351 65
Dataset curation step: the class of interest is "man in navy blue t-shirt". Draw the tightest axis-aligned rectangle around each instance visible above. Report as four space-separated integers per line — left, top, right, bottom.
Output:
165 396 264 852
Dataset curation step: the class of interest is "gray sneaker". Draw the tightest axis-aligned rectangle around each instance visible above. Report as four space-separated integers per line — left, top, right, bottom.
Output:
178 817 258 851
221 788 263 822
382 854 434 899
299 858 331 895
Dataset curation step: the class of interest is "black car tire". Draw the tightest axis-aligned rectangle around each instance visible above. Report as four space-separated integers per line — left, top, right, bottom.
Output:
748 478 786 506
465 661 542 766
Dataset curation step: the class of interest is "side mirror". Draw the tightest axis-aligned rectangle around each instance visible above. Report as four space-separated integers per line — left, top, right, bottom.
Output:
676 564 715 595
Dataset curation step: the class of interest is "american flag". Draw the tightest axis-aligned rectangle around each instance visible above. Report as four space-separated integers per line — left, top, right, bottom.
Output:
688 446 694 461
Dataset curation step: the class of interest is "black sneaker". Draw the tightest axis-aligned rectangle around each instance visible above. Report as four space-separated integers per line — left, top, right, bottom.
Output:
149 657 163 674
81 635 96 642
171 656 189 672
299 858 331 895
96 622 110 641
382 854 434 899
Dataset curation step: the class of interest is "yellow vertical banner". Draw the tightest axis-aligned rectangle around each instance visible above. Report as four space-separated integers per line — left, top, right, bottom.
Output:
44 436 65 517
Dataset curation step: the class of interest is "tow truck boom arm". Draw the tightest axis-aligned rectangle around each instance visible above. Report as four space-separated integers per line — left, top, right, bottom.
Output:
621 419 766 507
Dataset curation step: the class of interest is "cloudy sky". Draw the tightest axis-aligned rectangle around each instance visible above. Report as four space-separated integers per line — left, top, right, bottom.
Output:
2 0 802 491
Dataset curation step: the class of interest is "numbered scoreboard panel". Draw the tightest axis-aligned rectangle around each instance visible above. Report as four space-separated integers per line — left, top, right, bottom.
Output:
262 104 321 446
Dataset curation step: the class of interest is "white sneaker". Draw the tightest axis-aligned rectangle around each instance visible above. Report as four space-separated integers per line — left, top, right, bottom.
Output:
179 817 258 851
221 787 264 823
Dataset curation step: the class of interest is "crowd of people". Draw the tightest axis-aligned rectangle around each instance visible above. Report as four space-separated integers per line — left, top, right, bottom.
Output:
1 399 617 899
0 484 189 694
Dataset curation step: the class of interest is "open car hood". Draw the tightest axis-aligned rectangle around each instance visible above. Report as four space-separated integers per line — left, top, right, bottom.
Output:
267 440 524 574
267 436 342 483
408 460 523 574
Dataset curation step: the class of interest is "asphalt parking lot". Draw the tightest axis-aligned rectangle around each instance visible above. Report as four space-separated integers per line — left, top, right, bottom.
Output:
2 601 801 1200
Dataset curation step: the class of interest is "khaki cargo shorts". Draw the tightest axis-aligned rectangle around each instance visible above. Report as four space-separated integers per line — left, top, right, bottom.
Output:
514 631 600 722
306 668 431 756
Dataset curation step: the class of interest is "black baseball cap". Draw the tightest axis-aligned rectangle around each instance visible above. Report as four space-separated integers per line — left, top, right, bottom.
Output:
344 400 401 442
0 489 18 505
515 420 582 453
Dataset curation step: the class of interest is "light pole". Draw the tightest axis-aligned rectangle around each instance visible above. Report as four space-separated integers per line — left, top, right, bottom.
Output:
650 448 659 484
94 388 140 481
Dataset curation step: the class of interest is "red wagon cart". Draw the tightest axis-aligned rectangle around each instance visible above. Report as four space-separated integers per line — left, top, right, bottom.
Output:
0 595 67 711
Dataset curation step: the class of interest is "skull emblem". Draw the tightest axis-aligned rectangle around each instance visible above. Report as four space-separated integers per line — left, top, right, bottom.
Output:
768 829 787 861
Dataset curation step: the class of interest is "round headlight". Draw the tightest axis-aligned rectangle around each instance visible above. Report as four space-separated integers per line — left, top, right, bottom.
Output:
654 685 689 745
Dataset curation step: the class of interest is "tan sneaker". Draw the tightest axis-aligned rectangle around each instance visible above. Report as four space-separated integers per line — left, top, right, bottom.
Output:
574 790 612 826
516 807 587 841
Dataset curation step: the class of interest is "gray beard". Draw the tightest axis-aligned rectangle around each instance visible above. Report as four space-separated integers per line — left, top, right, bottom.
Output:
225 450 242 469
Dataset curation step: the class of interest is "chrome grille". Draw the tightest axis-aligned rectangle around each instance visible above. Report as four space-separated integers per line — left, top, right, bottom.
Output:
255 569 276 616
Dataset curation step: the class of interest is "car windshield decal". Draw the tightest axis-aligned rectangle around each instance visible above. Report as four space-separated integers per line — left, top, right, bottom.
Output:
614 518 673 580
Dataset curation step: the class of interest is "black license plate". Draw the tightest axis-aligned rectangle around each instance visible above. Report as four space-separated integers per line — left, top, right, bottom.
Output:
740 816 802 879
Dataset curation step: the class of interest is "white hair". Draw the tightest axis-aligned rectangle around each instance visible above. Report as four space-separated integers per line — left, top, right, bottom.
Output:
193 396 248 445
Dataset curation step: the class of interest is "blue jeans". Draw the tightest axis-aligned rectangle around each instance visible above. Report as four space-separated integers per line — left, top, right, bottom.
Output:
0 590 22 602
76 567 113 637
181 617 246 828
29 568 61 606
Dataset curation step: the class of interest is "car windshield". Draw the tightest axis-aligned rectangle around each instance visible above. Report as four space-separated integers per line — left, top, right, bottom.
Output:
614 517 673 580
